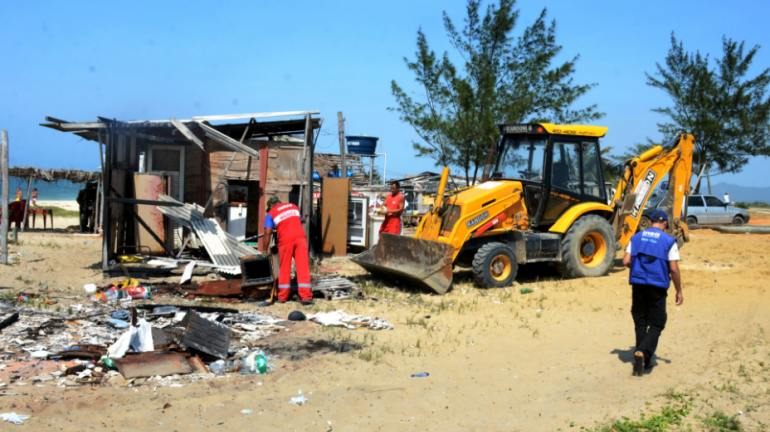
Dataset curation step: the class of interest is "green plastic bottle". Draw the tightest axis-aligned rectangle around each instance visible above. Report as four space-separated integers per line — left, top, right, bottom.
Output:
255 353 268 374
520 287 533 294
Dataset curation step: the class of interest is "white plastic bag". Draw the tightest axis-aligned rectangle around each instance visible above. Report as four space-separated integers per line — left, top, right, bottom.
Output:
1 412 31 425
107 327 137 359
83 283 97 294
132 319 154 352
289 390 308 405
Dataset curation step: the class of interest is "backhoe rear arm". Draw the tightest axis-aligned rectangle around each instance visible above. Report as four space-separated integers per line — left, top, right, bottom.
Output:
611 134 695 249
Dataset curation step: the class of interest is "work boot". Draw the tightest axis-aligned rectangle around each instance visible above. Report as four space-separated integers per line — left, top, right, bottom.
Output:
633 351 645 377
301 299 315 306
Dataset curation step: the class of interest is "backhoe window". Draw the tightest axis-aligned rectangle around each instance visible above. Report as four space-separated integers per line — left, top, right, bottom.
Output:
580 142 605 200
498 137 547 181
551 142 580 192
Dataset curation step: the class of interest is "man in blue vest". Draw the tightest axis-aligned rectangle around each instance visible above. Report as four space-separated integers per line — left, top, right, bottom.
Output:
622 210 684 376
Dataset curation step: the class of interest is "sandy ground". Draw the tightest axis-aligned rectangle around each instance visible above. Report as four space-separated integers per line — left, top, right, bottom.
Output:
19 200 80 231
0 227 769 431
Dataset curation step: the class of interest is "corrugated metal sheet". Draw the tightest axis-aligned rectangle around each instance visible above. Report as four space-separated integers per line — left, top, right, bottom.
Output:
157 194 261 272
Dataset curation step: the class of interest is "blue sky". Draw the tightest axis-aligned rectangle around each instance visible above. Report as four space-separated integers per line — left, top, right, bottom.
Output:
1 0 768 186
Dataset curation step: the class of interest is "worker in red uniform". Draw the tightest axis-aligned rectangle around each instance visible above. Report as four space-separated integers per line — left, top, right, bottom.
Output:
263 196 313 305
379 181 405 236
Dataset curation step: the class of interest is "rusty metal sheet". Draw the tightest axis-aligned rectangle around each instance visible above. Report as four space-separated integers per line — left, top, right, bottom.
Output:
320 178 350 255
182 311 230 359
187 355 208 374
113 352 193 379
192 279 244 297
52 344 108 360
134 174 167 255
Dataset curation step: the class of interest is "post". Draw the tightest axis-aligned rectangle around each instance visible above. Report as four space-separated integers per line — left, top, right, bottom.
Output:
101 129 112 271
1 130 9 265
95 177 101 230
705 164 712 195
20 177 32 232
98 136 105 233
303 114 316 256
258 141 269 252
369 156 374 185
337 112 346 178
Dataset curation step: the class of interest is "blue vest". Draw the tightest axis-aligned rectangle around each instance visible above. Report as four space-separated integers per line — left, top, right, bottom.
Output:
629 227 676 289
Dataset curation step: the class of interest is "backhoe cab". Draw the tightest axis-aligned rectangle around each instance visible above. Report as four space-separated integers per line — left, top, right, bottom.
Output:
352 123 693 294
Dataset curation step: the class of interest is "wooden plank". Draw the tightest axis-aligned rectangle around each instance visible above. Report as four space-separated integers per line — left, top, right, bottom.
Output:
338 112 346 178
105 197 183 207
191 111 320 122
258 141 268 252
196 122 259 157
203 119 253 212
20 177 32 232
169 118 205 151
54 121 107 130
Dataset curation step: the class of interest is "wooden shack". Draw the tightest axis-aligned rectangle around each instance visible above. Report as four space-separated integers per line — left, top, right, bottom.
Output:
41 111 321 275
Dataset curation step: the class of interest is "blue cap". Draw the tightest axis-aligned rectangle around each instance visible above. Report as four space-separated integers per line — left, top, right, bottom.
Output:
651 210 668 222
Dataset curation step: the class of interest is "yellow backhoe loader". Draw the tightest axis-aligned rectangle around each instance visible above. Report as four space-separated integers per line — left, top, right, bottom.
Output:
352 124 694 294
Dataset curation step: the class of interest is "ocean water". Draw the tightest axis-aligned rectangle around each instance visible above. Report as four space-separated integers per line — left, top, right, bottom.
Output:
0 177 82 201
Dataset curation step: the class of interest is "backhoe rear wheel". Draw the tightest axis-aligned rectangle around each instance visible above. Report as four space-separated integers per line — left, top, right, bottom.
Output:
555 214 615 279
472 242 518 288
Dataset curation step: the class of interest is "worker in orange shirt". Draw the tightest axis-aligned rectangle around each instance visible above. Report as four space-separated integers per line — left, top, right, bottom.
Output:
263 196 313 305
379 181 405 236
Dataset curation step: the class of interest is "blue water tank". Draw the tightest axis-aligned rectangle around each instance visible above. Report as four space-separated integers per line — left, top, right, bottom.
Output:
345 135 379 155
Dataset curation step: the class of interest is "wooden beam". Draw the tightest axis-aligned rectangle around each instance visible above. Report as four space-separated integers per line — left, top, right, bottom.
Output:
169 118 205 151
337 111 346 178
258 141 269 252
105 197 183 207
20 178 32 232
1 130 8 265
191 111 320 122
197 122 260 157
114 130 189 145
55 122 107 130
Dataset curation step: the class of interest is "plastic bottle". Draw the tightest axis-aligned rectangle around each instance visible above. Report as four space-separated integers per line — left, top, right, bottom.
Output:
121 286 152 299
153 306 178 314
90 289 119 302
411 372 429 378
209 360 225 375
255 353 268 374
520 287 533 294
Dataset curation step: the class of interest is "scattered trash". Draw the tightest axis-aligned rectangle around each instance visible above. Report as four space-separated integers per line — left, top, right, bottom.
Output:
241 409 253 414
738 410 743 415
105 319 130 329
411 372 429 378
0 412 31 425
289 390 308 405
240 351 273 375
111 310 130 321
306 310 394 330
520 288 533 294
30 351 50 359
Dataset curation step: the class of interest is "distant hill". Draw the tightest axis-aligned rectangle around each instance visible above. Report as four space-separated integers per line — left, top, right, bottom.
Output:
705 182 770 204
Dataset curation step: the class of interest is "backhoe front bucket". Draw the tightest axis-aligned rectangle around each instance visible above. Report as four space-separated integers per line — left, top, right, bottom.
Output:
351 233 455 294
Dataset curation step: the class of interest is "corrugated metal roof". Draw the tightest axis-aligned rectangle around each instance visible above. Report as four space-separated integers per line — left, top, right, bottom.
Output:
157 194 260 272
196 122 260 157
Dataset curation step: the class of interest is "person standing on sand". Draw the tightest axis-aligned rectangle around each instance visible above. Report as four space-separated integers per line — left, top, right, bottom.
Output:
378 181 405 236
622 210 684 376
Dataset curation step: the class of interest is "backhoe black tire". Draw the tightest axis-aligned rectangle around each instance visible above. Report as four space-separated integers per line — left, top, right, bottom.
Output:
555 214 615 279
472 242 518 288
639 216 651 231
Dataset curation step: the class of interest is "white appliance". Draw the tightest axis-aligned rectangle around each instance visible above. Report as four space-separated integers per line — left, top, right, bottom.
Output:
227 204 248 240
368 215 385 247
347 197 369 247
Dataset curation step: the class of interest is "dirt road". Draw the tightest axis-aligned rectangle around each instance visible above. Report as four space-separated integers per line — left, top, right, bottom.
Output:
1 228 768 431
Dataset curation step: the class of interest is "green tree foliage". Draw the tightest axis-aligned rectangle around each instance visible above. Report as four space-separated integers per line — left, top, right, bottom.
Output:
389 0 603 184
639 34 770 177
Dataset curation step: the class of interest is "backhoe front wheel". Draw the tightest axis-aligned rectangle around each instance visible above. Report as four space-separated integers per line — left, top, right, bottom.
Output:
555 215 615 279
472 242 518 288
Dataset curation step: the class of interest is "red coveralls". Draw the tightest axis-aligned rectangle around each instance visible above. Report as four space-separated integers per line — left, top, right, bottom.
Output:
265 203 312 302
379 192 404 236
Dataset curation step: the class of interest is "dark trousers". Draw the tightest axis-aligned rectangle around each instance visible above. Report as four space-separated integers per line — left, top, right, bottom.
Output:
631 284 668 366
